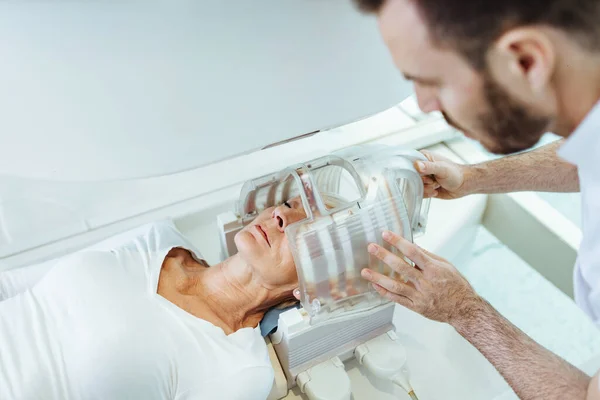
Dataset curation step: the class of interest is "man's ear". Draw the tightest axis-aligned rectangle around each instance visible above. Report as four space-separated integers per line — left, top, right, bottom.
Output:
491 27 556 94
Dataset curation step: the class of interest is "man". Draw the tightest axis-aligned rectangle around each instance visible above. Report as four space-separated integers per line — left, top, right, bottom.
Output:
353 0 600 399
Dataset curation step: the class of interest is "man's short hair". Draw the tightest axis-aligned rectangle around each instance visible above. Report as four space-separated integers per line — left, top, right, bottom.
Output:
355 0 600 69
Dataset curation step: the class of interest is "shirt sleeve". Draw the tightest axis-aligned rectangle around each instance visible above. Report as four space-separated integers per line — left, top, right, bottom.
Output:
0 260 57 301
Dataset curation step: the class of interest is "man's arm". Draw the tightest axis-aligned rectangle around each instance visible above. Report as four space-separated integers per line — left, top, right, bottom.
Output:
467 140 580 194
361 231 591 400
418 140 580 199
454 297 589 400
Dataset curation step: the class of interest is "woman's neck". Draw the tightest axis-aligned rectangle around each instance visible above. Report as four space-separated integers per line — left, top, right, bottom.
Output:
158 251 292 335
196 256 274 333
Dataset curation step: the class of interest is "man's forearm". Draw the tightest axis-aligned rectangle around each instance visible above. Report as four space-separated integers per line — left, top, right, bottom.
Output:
453 297 589 400
466 140 579 194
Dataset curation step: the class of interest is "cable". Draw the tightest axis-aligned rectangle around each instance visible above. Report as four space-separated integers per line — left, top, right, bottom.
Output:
391 367 419 400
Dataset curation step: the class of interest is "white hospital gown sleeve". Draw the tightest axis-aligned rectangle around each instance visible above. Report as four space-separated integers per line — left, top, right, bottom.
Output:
0 260 56 301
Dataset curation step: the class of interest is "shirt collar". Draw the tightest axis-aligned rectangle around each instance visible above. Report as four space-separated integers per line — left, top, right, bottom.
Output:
558 101 600 166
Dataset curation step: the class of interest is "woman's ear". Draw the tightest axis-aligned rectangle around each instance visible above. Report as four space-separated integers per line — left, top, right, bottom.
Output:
293 288 301 300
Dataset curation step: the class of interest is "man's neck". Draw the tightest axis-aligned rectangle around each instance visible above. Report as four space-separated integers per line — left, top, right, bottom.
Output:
554 48 600 136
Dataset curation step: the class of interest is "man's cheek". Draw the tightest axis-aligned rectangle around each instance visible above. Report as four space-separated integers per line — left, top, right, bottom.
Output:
443 87 478 120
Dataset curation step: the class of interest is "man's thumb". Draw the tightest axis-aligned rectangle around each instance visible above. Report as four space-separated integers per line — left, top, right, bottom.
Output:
416 160 448 179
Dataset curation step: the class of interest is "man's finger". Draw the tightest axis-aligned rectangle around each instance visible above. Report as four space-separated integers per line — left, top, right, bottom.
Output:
361 269 418 299
420 246 446 262
423 181 441 191
367 243 421 282
415 160 450 180
425 183 441 191
381 231 431 269
423 187 439 198
422 176 437 185
419 150 435 162
372 282 415 309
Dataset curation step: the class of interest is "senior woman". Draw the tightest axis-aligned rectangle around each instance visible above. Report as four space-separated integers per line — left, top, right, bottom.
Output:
0 198 307 400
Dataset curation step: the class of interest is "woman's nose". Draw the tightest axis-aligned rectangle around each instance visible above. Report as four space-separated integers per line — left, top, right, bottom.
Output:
272 207 289 232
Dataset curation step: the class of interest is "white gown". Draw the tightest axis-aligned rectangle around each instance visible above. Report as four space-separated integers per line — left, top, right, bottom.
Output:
0 221 274 400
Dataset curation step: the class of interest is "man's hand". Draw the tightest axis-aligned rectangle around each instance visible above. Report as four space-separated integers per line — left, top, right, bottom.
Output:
415 150 473 200
416 141 580 197
360 230 480 324
362 230 591 400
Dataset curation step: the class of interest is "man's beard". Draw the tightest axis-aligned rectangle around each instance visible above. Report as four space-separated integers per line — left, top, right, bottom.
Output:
442 72 550 155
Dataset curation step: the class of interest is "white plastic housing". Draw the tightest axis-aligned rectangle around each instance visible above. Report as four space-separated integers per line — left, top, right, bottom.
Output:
271 303 395 387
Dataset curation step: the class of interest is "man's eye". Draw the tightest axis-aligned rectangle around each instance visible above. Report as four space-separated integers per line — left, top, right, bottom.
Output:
284 201 292 209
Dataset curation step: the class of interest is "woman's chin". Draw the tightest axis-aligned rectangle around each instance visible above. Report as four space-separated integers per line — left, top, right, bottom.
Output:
234 231 254 251
232 233 261 264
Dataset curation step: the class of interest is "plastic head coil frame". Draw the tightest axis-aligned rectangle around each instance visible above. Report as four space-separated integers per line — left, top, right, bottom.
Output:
236 144 430 324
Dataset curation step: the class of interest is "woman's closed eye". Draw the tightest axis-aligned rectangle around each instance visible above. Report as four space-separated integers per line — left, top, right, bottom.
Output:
284 201 292 209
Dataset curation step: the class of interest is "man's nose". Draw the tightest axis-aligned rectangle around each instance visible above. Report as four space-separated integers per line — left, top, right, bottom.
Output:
272 207 289 232
415 84 441 113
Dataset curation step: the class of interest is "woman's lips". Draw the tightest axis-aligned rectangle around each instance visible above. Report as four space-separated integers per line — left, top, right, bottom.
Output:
256 225 270 247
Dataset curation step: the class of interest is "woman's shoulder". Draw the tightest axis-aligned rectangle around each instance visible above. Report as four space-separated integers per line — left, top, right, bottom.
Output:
137 220 203 258
103 220 202 261
109 220 205 292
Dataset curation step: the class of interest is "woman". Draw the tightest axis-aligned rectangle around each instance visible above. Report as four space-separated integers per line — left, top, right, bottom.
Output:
0 199 307 400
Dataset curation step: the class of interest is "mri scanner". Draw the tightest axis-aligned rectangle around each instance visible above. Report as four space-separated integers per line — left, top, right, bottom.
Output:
2 1 600 399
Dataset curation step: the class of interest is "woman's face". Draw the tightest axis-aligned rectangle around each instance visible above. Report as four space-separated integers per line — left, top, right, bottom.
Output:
234 197 307 288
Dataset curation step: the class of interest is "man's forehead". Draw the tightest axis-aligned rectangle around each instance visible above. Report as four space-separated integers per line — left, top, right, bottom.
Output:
377 0 471 81
378 0 430 53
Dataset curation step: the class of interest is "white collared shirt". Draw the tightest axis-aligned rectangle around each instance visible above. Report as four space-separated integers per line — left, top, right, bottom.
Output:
559 101 600 323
